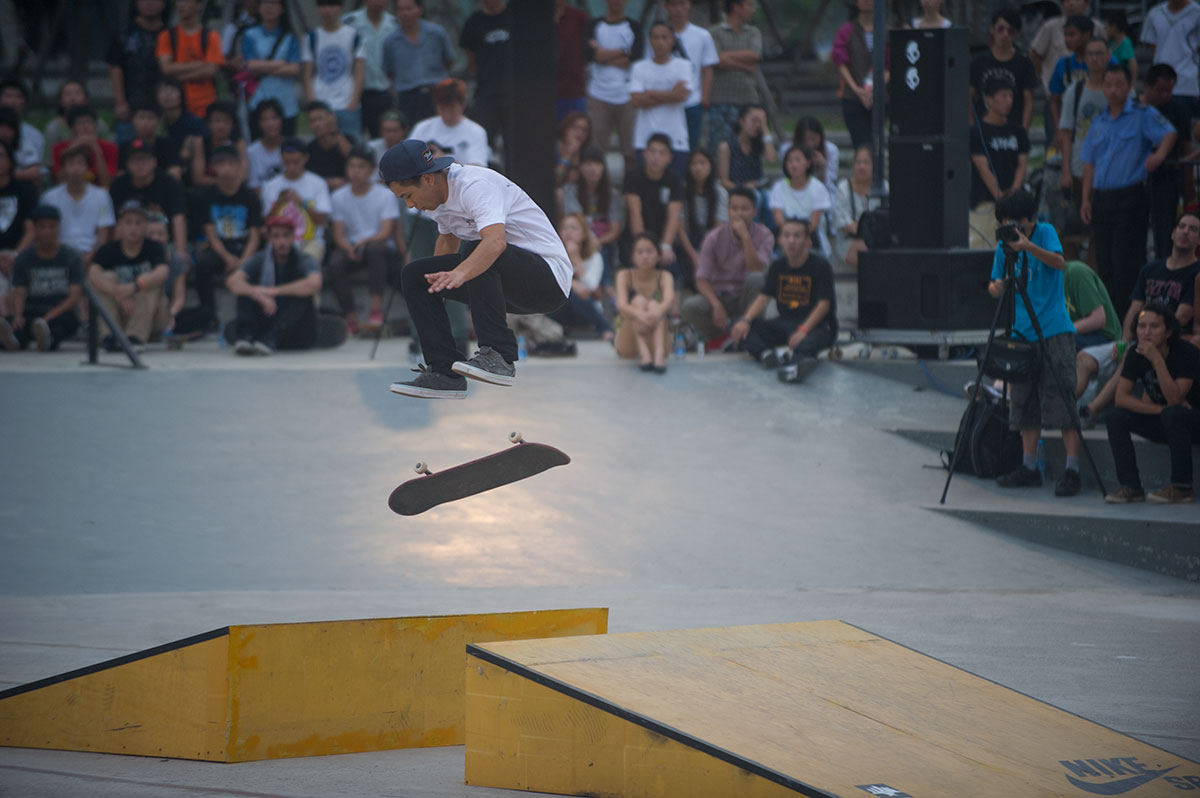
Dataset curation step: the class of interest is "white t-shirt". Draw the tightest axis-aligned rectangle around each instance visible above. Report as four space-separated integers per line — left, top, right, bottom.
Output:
768 177 833 254
247 140 283 189
629 56 693 152
1141 2 1200 97
17 123 44 171
300 25 366 111
578 250 604 292
429 163 572 297
642 22 718 108
40 183 115 253
588 18 638 105
778 138 840 194
331 182 400 244
409 115 491 166
261 170 334 242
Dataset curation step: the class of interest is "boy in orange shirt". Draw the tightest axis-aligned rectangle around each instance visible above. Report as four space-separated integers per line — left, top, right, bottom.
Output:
156 0 224 118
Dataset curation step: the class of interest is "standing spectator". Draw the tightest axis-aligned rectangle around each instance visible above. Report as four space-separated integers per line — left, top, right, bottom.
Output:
156 0 225 119
1047 16 1095 133
328 147 399 334
614 232 674 370
342 0 398 139
730 218 835 383
1141 0 1200 118
261 138 333 263
191 100 249 188
1080 64 1176 316
678 148 727 284
305 102 355 192
831 0 878 149
623 134 683 275
0 206 83 351
1141 64 1193 260
0 80 43 184
547 213 612 339
460 0 511 149
50 107 118 189
41 147 115 263
193 146 263 330
382 0 456 131
1104 302 1200 504
247 99 286 190
832 145 886 268
554 0 591 119
708 0 762 151
968 76 1029 249
107 0 167 145
630 22 693 175
222 0 259 57
110 140 189 263
302 0 366 140
226 216 322 355
681 186 773 347
87 201 171 350
44 81 111 166
769 146 833 255
1030 0 1104 148
650 0 718 160
410 79 491 167
561 146 623 283
911 0 951 29
156 77 207 178
587 0 642 175
120 101 182 180
1055 37 1109 261
1103 9 1137 88
0 140 36 279
970 8 1037 130
240 0 301 138
368 109 410 175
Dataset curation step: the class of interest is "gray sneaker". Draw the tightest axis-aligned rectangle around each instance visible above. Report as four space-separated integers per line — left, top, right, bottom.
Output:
31 318 52 351
0 317 18 351
390 364 468 399
252 339 275 356
234 339 256 356
452 345 516 386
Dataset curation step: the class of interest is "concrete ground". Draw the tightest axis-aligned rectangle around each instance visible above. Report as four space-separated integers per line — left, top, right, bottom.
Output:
1 336 1198 797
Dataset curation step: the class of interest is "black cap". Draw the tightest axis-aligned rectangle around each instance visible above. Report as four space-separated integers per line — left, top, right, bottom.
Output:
118 200 149 219
280 137 306 154
210 144 239 162
126 138 157 159
30 204 61 222
378 139 453 184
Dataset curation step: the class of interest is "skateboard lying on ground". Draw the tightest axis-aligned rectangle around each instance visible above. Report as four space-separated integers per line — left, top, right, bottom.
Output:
389 432 571 516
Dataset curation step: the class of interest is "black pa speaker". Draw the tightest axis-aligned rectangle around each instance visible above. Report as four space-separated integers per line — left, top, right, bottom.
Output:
889 28 969 138
858 249 996 330
888 137 969 248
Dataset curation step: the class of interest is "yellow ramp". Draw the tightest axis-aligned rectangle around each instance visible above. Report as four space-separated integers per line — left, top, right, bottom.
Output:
465 620 1200 798
1 607 607 762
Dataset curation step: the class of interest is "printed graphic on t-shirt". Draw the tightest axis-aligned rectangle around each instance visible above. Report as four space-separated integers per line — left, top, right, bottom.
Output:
111 258 155 285
210 204 250 241
1144 277 1187 303
777 273 811 309
0 196 17 234
29 266 71 298
267 198 316 241
986 133 1021 153
318 42 351 85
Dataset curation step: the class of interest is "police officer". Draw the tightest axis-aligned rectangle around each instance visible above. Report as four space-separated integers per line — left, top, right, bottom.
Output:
1080 63 1177 316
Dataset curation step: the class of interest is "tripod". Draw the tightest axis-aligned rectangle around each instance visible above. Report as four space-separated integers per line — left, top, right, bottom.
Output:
940 242 1107 503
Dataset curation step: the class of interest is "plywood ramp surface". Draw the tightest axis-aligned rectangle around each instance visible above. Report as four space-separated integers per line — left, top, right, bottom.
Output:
465 621 1199 798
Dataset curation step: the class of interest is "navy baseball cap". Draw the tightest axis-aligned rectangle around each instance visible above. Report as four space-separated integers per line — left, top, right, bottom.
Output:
378 139 453 184
30 205 61 221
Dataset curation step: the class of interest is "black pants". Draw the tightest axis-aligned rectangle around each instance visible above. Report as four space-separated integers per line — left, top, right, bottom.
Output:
396 86 435 131
1148 172 1181 260
5 309 77 349
193 248 228 313
401 242 565 372
547 290 611 334
233 295 317 350
473 91 510 153
1091 184 1148 317
327 240 390 315
360 89 395 139
743 317 835 359
842 97 872 150
1107 405 1200 488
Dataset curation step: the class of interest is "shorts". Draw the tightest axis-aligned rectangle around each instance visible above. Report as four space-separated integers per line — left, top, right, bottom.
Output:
1009 332 1080 431
1080 340 1119 384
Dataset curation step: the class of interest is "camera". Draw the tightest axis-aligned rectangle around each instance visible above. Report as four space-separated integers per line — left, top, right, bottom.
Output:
996 223 1020 244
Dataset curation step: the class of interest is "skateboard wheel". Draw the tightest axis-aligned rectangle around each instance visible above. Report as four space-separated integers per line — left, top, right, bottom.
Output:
509 431 523 444
414 461 430 475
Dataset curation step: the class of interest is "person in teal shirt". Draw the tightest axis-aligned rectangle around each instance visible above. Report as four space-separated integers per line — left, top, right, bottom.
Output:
1064 260 1121 348
1103 9 1137 87
988 189 1085 497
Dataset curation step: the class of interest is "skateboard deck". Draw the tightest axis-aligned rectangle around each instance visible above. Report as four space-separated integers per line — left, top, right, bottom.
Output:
389 433 570 516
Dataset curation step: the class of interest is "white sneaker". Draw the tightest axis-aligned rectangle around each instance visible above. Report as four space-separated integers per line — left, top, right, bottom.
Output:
0 317 18 351
234 339 255 356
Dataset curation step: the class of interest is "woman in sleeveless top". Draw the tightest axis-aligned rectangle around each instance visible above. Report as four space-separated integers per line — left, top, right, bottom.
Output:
614 232 675 372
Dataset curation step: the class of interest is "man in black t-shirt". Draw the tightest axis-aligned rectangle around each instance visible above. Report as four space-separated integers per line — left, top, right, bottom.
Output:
109 140 189 265
193 146 263 327
970 8 1038 130
0 141 37 275
306 101 356 192
156 77 205 180
969 76 1031 211
622 134 683 271
729 218 834 383
459 0 510 148
120 101 182 179
1124 212 1200 339
0 205 83 351
87 201 171 349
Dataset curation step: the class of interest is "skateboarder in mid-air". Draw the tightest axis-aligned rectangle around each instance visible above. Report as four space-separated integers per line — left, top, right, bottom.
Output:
381 140 574 398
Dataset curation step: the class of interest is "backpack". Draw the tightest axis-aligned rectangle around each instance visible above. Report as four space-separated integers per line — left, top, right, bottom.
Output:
942 388 1023 478
857 208 891 250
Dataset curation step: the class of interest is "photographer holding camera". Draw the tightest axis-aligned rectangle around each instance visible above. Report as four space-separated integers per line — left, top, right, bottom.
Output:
987 189 1085 496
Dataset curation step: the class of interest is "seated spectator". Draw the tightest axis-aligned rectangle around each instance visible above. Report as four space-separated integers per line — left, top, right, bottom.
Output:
193 146 263 331
678 149 728 286
109 140 189 268
144 210 196 338
306 101 355 192
247 99 286 190
0 140 37 278
302 0 366 139
226 216 322 354
44 80 110 167
1065 259 1120 350
629 21 692 176
547 213 612 339
787 116 838 194
261 137 333 263
156 0 224 119
191 100 249 187
0 77 45 183
623 133 683 274
0 205 83 351
614 232 673 371
730 218 835 383
410 78 491 167
240 0 302 138
87 201 171 350
681 186 774 347
368 109 409 177
555 110 591 188
156 77 206 179
50 107 119 188
715 105 775 199
120 101 183 180
1104 302 1200 504
328 146 399 334
769 145 832 254
832 145 886 269
969 76 1029 250
40 146 115 264
561 146 622 287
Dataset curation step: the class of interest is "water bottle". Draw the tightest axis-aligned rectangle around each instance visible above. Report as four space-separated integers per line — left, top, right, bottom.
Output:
162 328 173 350
673 331 685 360
517 335 527 361
695 339 704 359
1036 439 1046 478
